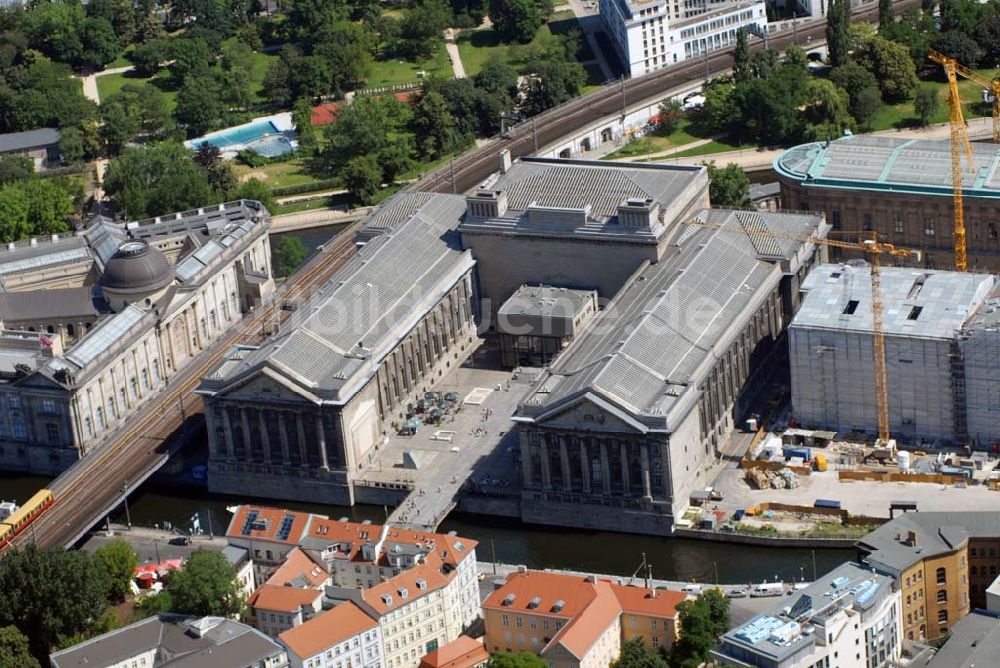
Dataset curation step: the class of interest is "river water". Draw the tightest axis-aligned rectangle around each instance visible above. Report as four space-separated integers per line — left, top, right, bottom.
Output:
0 471 853 584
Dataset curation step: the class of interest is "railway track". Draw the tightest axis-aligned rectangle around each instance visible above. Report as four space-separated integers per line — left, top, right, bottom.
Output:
415 0 923 195
8 0 922 553
8 220 365 551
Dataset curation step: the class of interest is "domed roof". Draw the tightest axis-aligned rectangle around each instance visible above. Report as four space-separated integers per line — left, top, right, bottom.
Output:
100 240 174 294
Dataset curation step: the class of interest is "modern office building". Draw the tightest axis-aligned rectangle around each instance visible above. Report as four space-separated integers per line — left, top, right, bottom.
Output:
857 512 1000 641
598 0 766 77
775 136 1000 272
714 562 902 668
0 201 273 474
789 264 999 444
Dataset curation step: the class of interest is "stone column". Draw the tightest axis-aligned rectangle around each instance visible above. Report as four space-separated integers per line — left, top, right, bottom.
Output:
316 414 329 470
240 408 253 461
166 322 178 372
222 408 235 458
599 441 611 494
559 438 572 491
620 442 631 494
296 413 308 466
640 443 652 501
520 438 533 487
258 410 272 463
580 440 591 494
277 412 291 464
540 438 552 489
204 409 218 459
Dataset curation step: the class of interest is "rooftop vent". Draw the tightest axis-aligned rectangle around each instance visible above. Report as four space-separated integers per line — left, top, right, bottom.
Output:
617 198 659 230
466 190 508 218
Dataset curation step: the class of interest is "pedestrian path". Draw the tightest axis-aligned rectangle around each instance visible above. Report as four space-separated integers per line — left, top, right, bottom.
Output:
445 29 466 79
78 65 134 105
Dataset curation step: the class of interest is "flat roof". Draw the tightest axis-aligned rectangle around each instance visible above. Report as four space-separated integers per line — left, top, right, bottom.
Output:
498 285 596 320
791 264 995 340
515 208 826 431
775 136 1000 198
927 611 1000 667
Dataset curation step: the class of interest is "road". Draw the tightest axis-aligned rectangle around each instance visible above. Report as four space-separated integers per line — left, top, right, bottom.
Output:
413 0 922 195
5 218 366 552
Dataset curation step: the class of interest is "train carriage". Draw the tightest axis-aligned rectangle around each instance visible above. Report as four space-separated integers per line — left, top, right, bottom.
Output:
0 489 54 547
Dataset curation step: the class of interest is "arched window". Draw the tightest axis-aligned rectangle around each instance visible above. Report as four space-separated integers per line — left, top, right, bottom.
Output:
936 567 947 584
937 590 947 604
938 610 948 625
67 324 75 337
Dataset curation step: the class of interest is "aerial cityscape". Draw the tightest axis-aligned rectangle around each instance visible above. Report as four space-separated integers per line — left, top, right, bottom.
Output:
2 0 1000 665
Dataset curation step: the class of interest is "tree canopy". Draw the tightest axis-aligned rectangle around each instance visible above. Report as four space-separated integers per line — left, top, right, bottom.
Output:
611 638 667 668
103 142 219 218
0 626 40 668
92 539 139 603
489 652 548 668
272 235 309 276
668 589 730 668
166 549 245 618
0 178 77 243
706 162 752 207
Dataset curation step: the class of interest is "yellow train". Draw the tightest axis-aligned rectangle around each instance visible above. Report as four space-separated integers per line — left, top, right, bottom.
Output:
0 489 54 548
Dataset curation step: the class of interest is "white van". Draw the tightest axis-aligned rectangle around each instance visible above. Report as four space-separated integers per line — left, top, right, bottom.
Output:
751 582 785 597
681 584 704 595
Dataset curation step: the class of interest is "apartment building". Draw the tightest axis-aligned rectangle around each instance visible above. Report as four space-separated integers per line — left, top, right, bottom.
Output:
858 512 1000 641
280 602 383 668
483 570 686 666
714 562 901 668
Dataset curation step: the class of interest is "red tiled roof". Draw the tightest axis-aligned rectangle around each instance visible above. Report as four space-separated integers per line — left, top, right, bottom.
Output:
419 636 489 668
610 584 686 618
279 602 377 660
483 571 597 619
548 580 621 660
225 506 314 546
265 548 328 588
253 584 323 613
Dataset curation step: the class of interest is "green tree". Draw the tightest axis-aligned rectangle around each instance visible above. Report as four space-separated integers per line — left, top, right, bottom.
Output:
879 0 894 28
320 95 414 184
262 57 294 107
706 162 752 207
169 38 214 84
58 127 87 164
783 43 808 70
412 89 466 159
400 0 451 58
881 8 935 62
86 0 139 44
80 17 122 70
293 99 318 150
313 21 373 93
853 85 882 128
342 154 383 202
914 86 940 126
167 549 244 618
611 638 666 668
99 100 135 155
474 55 519 106
933 30 983 68
975 13 1000 64
0 157 33 185
21 2 85 65
92 539 138 603
697 81 736 135
131 38 171 76
272 235 308 276
0 626 40 668
733 28 751 83
826 0 850 67
0 544 110 662
657 98 683 135
233 177 275 210
490 0 542 43
801 78 854 139
520 60 586 116
104 142 216 217
830 62 878 106
0 178 76 242
175 76 224 136
668 590 729 668
489 653 547 668
289 55 333 100
855 35 919 102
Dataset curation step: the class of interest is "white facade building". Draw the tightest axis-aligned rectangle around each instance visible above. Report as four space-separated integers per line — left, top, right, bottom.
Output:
280 602 383 668
599 0 766 76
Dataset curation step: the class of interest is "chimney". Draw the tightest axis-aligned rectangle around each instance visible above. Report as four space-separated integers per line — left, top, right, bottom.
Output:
907 530 918 546
466 190 508 218
617 198 660 229
500 149 512 174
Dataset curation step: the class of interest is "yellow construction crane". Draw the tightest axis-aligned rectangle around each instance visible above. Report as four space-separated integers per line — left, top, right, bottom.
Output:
929 49 1000 143
685 220 918 446
929 49 980 272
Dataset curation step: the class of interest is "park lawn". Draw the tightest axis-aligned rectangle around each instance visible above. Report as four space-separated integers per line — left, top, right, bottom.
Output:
272 197 338 215
95 71 178 110
233 159 324 190
366 43 452 87
107 46 135 70
601 118 708 160
456 10 582 77
220 38 279 103
661 137 757 159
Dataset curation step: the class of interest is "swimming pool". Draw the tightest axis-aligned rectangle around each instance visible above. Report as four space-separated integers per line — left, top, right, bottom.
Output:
187 114 298 158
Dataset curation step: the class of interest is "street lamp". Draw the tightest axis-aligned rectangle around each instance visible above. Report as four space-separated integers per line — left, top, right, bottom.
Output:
122 483 132 529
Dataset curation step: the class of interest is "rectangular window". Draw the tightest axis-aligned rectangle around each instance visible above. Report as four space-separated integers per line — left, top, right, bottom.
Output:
843 300 859 315
894 214 904 234
863 213 873 231
12 419 27 441
8 395 21 410
46 423 59 444
41 399 57 414
925 219 935 236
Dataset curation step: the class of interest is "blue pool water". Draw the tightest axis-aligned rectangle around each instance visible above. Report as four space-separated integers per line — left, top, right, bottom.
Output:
207 120 280 147
194 120 297 157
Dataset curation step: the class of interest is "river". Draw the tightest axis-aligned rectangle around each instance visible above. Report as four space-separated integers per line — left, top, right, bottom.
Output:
0 471 853 584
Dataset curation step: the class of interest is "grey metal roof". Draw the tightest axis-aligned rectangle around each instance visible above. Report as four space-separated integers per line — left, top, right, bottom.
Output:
498 285 596 319
49 614 286 668
201 194 474 403
515 208 826 430
0 240 89 276
0 286 104 322
49 304 148 373
775 136 1000 198
0 127 59 153
858 512 1000 574
927 612 1000 668
791 265 995 340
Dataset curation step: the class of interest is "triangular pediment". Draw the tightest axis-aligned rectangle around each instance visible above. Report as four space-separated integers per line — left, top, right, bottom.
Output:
212 366 321 404
533 392 648 433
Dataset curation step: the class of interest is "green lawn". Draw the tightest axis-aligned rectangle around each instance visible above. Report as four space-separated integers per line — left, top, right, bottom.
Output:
366 43 452 88
456 10 583 77
601 118 711 160
663 138 757 159
107 46 135 70
95 71 178 109
865 75 993 132
233 159 322 190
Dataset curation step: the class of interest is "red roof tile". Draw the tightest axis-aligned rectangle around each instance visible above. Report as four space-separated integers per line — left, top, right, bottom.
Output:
265 548 328 588
610 584 686 618
279 602 377 659
226 506 314 546
253 584 323 613
419 636 489 668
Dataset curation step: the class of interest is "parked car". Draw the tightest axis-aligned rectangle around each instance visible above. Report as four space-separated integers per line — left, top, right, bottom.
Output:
726 588 748 598
733 509 746 521
168 536 191 546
